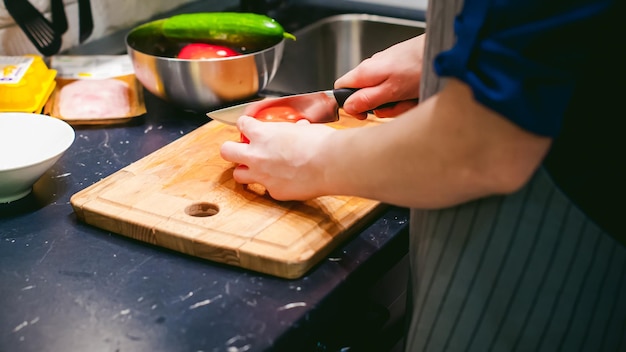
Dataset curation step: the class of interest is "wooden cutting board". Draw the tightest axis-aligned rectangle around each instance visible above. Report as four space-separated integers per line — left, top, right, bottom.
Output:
71 112 387 279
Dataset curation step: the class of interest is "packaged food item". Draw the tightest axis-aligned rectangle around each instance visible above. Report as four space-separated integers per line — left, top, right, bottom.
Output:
44 55 146 125
0 55 57 113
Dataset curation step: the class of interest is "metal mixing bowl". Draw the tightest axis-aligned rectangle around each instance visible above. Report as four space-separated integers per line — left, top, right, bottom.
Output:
125 20 285 112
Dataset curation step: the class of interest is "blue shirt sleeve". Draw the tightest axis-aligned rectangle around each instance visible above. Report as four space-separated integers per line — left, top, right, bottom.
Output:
434 0 616 137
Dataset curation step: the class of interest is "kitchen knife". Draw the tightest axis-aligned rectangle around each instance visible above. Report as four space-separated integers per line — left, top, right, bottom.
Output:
206 88 393 125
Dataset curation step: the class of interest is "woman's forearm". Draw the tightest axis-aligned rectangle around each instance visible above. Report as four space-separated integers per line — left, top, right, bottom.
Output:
316 79 553 208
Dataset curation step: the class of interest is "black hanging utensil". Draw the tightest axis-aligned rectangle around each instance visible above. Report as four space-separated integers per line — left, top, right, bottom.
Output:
77 0 93 43
3 0 62 56
50 0 68 34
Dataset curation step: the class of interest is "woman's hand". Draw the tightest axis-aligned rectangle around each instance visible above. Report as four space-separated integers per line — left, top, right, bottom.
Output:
220 116 337 200
221 79 551 208
335 35 425 119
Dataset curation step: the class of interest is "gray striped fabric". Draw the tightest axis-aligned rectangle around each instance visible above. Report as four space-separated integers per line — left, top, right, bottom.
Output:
407 168 626 351
405 0 626 351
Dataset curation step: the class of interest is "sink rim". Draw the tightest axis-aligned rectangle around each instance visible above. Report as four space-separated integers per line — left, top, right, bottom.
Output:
292 12 426 36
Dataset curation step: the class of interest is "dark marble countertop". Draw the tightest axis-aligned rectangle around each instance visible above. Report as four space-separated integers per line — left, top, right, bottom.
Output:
0 1 420 351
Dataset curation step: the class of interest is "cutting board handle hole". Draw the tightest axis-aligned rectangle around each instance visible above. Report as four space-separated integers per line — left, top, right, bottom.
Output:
185 202 220 217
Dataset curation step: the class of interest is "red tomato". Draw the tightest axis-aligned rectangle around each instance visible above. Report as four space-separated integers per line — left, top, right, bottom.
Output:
254 106 306 122
177 43 240 59
240 106 306 143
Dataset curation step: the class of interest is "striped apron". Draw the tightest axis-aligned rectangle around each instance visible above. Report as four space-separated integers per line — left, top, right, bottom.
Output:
404 1 626 351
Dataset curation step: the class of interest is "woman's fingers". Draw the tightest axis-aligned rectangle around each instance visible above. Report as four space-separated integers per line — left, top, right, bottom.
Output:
220 140 248 164
341 86 392 116
335 36 425 117
231 164 258 184
373 99 420 118
335 62 382 89
220 116 257 163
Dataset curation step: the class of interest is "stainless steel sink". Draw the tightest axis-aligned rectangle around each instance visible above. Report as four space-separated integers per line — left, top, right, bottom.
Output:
266 13 426 94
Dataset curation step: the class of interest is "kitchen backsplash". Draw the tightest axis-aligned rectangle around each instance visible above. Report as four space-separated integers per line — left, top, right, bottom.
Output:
0 0 196 56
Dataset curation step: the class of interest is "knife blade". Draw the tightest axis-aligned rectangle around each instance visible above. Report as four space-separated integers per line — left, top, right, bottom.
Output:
207 88 380 125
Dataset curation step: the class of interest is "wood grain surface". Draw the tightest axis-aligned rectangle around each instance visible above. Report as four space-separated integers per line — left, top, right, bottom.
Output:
71 112 387 278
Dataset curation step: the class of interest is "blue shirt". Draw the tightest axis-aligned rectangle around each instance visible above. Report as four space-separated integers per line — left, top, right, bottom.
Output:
434 0 625 239
434 0 620 137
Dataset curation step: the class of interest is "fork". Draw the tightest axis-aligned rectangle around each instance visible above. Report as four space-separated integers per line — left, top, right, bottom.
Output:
3 0 62 56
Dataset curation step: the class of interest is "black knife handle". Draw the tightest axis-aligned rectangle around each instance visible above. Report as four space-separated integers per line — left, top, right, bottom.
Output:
332 88 358 107
332 88 398 111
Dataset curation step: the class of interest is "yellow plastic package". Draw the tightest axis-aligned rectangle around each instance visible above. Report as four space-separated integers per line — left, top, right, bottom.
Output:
0 55 57 113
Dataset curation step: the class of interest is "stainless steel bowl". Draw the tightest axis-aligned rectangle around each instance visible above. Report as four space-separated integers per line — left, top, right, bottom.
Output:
125 21 284 112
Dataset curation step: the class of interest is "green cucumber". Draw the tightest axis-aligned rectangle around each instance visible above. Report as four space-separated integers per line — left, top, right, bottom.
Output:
161 12 295 49
130 19 165 38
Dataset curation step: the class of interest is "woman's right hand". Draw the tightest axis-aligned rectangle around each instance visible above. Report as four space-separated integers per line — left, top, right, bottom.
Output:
334 34 425 119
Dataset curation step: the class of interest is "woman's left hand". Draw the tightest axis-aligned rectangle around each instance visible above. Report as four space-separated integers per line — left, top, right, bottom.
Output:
220 116 337 200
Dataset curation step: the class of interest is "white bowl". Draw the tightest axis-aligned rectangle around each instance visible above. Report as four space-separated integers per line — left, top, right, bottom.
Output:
0 113 75 203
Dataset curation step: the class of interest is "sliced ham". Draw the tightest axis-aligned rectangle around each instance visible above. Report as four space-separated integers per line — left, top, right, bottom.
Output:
58 79 131 119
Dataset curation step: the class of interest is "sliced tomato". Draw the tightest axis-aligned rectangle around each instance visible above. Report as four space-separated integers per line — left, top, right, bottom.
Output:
177 43 240 59
254 106 306 122
240 106 306 143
